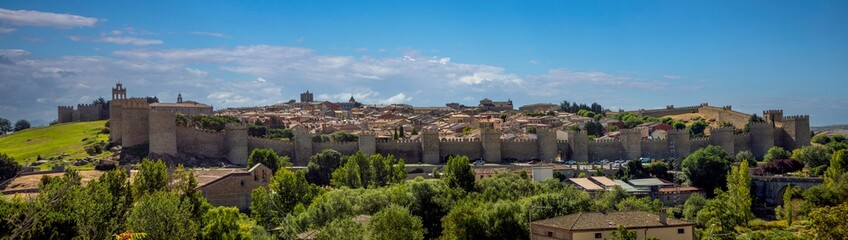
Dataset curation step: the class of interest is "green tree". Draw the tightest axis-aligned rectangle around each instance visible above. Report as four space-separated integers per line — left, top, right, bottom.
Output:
687 120 707 136
126 192 198 240
201 206 244 240
615 196 662 213
610 225 637 240
369 204 425 240
735 150 758 167
73 177 116 239
682 194 707 221
0 118 11 134
792 145 832 169
316 217 367 240
812 134 832 145
0 153 21 182
825 150 848 186
269 168 320 215
481 200 525 239
248 148 291 173
442 155 476 192
9 170 81 239
133 158 169 197
331 158 363 188
682 146 732 197
173 165 210 221
99 168 134 233
764 146 792 162
407 179 453 239
13 119 30 132
809 202 848 240
250 187 275 230
725 160 753 225
305 149 344 186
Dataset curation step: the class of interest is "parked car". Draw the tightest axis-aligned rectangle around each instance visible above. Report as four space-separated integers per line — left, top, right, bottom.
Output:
600 159 610 164
639 157 652 163
614 159 626 164
565 160 577 165
473 160 486 166
528 160 540 165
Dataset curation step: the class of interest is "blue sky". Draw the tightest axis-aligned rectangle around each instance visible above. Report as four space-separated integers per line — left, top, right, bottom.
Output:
0 1 846 126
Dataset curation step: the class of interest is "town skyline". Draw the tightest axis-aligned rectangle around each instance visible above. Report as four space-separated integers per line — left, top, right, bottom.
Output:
1 1 847 126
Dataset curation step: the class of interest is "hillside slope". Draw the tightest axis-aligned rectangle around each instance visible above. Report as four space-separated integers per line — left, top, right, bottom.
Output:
0 120 109 167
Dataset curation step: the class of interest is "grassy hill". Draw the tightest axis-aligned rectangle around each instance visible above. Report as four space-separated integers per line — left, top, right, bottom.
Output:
0 120 109 169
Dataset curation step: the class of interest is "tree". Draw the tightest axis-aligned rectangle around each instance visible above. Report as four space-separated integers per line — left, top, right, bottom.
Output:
0 118 11 134
725 160 753 225
809 202 848 240
610 225 637 240
247 148 291 173
584 121 605 137
369 204 425 240
132 158 168 197
812 134 832 145
683 194 706 221
13 119 30 132
173 165 210 221
682 146 732 197
305 149 344 186
331 158 363 188
442 155 475 192
695 161 752 237
764 146 791 162
316 217 366 240
825 150 848 186
0 153 21 182
269 168 320 215
201 206 243 240
126 192 198 240
735 150 758 167
687 120 707 136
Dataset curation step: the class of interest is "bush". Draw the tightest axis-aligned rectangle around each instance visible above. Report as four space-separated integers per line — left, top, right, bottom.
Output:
812 134 831 145
0 153 22 181
94 160 118 171
764 146 792 162
100 127 110 134
84 143 104 156
760 159 804 175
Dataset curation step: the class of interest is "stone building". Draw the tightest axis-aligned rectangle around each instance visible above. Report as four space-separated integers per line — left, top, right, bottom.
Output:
195 163 272 211
300 90 314 103
479 98 513 112
148 93 213 115
530 211 695 240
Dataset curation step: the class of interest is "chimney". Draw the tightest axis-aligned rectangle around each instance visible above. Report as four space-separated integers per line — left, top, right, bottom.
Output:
659 210 667 225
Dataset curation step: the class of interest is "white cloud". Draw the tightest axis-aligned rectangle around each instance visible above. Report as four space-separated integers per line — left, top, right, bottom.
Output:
35 98 47 103
379 93 412 104
185 67 207 76
529 60 539 65
99 37 163 46
663 75 682 80
0 27 15 33
0 44 675 123
0 8 98 28
190 31 226 37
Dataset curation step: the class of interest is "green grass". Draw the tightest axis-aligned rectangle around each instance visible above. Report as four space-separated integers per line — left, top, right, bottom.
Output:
0 120 109 168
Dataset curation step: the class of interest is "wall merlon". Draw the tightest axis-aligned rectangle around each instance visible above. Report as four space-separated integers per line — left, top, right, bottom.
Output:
783 115 809 120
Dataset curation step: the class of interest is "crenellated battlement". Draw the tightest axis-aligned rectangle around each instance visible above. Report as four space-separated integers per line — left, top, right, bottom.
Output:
763 109 784 115
710 126 735 133
314 141 359 146
590 138 619 143
58 105 74 110
225 123 247 130
691 136 710 141
641 138 666 143
783 115 809 120
439 138 481 143
748 121 773 128
503 138 537 143
376 139 420 144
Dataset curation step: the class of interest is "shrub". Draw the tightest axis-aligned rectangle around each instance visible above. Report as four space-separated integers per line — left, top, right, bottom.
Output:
760 159 804 175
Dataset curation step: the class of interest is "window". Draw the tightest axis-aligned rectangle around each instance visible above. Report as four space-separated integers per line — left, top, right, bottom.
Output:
678 228 685 234
595 233 602 239
240 180 245 187
547 231 553 237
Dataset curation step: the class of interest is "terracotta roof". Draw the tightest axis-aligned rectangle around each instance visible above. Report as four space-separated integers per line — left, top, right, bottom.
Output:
532 211 694 231
590 176 618 187
567 178 604 191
